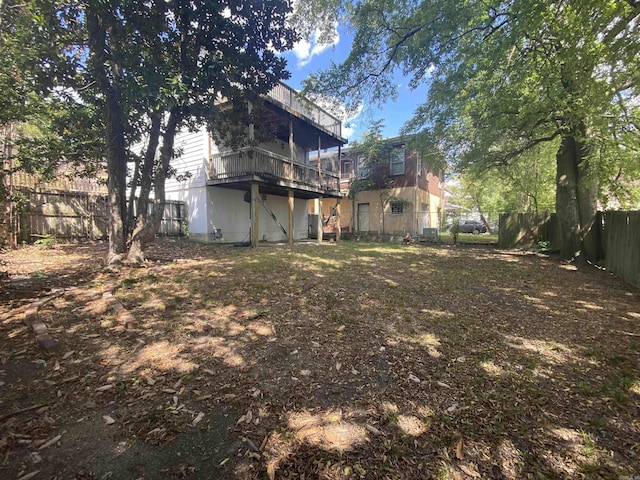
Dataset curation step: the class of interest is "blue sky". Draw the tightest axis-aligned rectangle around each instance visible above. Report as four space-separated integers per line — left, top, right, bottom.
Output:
280 24 430 142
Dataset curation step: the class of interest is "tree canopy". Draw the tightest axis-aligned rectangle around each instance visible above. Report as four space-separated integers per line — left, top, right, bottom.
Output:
301 0 640 261
1 0 297 262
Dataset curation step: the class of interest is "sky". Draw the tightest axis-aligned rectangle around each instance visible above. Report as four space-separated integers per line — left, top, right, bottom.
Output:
280 24 430 143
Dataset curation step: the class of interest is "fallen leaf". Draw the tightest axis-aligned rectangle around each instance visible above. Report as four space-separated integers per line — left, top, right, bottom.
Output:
459 463 480 478
38 434 62 450
62 350 75 360
192 412 205 426
437 381 451 388
267 463 276 480
335 362 342 371
103 415 115 425
243 436 260 452
456 438 464 460
408 374 421 383
337 325 346 332
365 424 384 436
96 384 114 392
17 470 40 480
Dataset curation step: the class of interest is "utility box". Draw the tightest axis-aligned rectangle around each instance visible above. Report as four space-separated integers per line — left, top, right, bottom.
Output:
309 214 319 239
422 228 439 241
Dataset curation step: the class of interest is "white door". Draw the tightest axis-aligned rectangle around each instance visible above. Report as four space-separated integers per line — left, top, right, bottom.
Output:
421 203 429 229
358 203 370 232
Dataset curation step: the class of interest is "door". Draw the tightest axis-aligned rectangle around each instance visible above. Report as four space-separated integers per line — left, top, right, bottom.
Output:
421 203 429 230
358 203 370 232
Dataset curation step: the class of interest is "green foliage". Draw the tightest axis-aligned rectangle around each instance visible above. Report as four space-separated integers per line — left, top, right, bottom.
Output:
32 233 57 248
448 141 557 224
300 0 639 259
2 0 298 260
348 121 395 192
536 241 551 254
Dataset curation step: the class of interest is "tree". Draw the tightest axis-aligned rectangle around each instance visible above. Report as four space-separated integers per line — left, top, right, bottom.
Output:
2 0 297 263
449 141 557 232
348 121 395 234
301 0 640 262
1 1 104 247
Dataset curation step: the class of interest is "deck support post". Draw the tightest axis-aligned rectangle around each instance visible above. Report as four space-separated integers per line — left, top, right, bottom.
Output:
317 195 323 245
251 183 259 248
336 199 341 243
288 190 294 246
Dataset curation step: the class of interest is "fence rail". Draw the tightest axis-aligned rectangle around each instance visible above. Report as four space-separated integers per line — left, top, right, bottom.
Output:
7 190 184 243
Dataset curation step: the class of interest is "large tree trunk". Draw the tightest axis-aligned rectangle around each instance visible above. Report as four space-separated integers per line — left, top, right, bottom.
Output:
127 109 181 263
577 155 600 262
87 7 128 265
555 130 598 263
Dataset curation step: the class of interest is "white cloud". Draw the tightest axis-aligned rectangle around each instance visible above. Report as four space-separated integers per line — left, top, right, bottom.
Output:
341 104 364 139
292 23 340 67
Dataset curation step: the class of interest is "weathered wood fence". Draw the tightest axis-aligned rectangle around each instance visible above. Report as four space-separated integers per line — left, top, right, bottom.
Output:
600 211 640 288
499 211 640 287
12 190 185 243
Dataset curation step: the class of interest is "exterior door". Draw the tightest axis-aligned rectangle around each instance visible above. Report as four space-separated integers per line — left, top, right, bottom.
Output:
421 203 429 229
358 203 370 232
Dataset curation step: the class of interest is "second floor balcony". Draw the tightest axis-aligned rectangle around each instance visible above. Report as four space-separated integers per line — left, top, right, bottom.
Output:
208 147 341 197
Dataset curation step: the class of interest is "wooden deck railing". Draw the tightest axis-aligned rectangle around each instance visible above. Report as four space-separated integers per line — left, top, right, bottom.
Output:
208 147 340 192
267 83 343 138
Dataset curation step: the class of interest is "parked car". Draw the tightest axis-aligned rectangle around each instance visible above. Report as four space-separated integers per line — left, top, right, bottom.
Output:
458 219 487 234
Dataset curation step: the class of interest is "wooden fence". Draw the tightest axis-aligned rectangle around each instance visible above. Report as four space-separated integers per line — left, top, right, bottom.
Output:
10 190 184 243
499 211 640 288
600 211 640 288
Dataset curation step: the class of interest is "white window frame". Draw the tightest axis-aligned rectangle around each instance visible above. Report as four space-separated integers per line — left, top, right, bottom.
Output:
390 148 405 175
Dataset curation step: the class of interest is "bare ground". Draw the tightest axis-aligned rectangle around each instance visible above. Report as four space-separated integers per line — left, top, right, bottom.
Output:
1 239 639 479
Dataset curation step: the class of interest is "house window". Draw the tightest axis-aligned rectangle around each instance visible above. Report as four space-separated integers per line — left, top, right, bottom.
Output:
356 157 369 179
341 160 352 179
390 148 405 175
390 201 404 215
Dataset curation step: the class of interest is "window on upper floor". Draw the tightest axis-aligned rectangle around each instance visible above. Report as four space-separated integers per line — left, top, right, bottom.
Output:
356 156 370 179
390 148 405 175
341 160 352 179
390 201 404 215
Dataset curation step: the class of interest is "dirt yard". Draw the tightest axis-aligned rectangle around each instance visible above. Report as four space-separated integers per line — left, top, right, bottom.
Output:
1 239 639 479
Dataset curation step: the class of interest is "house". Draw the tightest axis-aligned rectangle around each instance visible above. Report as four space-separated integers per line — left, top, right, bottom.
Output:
165 82 347 247
319 137 446 236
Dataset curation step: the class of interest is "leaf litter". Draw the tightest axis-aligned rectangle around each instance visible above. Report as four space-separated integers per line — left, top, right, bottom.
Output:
1 239 639 479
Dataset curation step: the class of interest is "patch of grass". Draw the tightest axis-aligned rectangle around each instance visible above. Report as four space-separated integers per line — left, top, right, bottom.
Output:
578 383 596 396
32 233 58 248
600 368 635 404
30 271 50 279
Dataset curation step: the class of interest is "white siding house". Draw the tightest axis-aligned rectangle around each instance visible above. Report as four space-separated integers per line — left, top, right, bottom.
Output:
165 83 347 246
